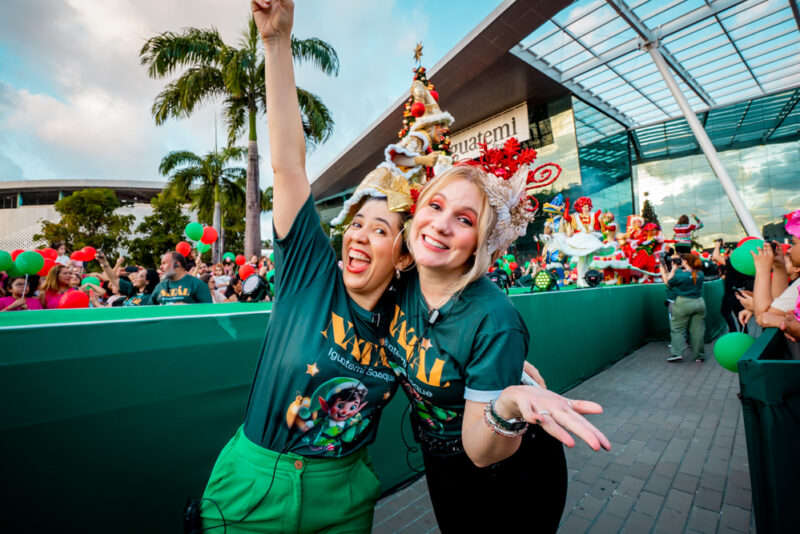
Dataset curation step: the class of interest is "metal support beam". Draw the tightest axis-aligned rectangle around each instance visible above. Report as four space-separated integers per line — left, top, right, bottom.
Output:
645 41 761 237
761 89 800 143
562 0 745 81
788 0 800 32
511 47 634 129
605 0 715 108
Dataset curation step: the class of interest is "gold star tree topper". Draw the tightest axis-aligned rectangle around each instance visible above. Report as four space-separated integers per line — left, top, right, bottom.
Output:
413 42 424 64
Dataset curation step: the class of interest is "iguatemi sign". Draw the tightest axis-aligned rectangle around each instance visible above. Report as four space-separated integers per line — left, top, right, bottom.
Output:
449 103 529 161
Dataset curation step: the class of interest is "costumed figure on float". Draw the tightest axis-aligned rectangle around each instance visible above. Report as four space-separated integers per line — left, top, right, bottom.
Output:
540 194 568 284
589 211 631 285
550 196 607 287
330 62 454 227
629 222 665 282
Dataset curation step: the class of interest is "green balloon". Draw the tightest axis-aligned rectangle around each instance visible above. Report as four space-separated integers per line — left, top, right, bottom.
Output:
714 332 755 372
185 222 204 241
81 276 101 287
197 242 211 253
0 250 12 271
6 263 23 277
15 250 44 275
729 239 764 276
269 253 274 262
223 252 235 261
266 269 275 282
502 265 512 276
504 254 515 262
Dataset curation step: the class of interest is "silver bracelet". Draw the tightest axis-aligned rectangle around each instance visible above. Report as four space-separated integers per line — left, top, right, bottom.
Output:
483 400 528 437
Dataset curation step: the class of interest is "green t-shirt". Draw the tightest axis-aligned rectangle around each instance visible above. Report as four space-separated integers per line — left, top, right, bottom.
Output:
243 194 398 458
123 292 152 306
668 269 704 298
150 274 212 305
385 271 528 441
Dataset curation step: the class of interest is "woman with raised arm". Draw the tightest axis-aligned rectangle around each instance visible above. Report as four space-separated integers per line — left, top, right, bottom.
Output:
383 159 611 533
193 2 413 532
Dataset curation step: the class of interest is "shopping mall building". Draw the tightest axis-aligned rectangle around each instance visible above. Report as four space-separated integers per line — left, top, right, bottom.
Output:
311 0 800 255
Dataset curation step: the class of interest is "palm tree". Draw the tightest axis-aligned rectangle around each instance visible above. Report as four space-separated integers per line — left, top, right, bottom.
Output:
140 16 338 257
159 147 247 263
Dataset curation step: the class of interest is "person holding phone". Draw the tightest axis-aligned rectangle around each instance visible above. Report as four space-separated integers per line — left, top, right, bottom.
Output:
660 255 706 362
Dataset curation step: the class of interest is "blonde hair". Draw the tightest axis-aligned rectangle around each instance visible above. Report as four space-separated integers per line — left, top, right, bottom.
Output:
410 165 497 295
41 264 68 293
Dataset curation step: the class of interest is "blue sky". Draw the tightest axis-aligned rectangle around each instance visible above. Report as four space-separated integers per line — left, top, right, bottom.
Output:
0 0 504 188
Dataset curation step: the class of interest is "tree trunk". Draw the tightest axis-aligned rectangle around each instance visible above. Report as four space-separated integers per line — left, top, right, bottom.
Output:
245 108 261 258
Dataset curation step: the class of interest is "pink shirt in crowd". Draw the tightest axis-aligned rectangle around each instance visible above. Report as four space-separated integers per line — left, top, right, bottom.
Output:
0 296 44 311
41 288 77 309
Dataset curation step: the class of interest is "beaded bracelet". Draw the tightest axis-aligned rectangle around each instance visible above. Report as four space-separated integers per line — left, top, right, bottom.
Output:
484 399 528 437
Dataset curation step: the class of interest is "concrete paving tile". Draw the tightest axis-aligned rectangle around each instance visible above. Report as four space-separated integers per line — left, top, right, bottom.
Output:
604 493 635 518
672 472 699 494
588 513 625 534
687 505 720 534
653 460 679 478
602 461 629 482
723 485 752 510
573 494 606 522
643 474 673 496
634 491 665 516
617 475 645 498
621 511 656 533
588 477 617 502
664 489 694 514
720 504 750 532
628 460 655 480
558 515 592 534
654 508 688 533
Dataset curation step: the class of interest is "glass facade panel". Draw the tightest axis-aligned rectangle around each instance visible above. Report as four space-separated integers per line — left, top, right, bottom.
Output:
633 139 800 246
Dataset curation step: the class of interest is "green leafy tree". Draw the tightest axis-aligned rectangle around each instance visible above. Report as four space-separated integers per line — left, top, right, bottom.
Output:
159 146 247 262
126 191 191 268
34 189 134 263
140 17 338 258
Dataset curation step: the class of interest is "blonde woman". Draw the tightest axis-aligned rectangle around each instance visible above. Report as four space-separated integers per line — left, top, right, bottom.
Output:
385 164 611 532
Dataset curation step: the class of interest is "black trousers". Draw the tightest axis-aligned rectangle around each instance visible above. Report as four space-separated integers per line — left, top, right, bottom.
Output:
422 426 567 533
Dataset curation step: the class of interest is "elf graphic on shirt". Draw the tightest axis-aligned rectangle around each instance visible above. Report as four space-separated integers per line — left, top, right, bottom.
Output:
387 361 458 434
292 377 372 456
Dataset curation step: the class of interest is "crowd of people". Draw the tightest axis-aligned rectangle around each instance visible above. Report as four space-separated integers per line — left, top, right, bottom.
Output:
0 245 277 311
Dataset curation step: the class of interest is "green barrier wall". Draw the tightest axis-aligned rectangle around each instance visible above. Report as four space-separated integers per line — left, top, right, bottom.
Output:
737 328 800 534
0 281 723 533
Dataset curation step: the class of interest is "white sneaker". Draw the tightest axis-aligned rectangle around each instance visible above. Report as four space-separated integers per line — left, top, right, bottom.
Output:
667 355 683 362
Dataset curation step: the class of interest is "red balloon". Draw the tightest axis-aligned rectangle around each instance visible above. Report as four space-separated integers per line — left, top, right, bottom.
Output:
411 101 426 118
59 290 89 309
38 258 57 276
737 236 758 247
70 251 87 262
176 241 192 257
200 226 218 245
11 249 24 260
40 248 58 260
235 254 246 266
81 246 97 261
239 264 255 280
509 262 518 271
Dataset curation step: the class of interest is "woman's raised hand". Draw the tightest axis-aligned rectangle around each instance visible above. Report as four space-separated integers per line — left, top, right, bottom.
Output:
251 0 294 42
751 244 774 274
495 385 611 452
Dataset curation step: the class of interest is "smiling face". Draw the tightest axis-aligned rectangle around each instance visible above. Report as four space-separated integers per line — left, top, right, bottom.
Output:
341 198 407 306
408 176 481 280
57 266 72 286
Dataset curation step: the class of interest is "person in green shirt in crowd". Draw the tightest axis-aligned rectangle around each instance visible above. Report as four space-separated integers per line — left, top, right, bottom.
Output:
377 163 611 533
192 2 414 532
661 254 706 362
96 252 158 306
150 252 212 305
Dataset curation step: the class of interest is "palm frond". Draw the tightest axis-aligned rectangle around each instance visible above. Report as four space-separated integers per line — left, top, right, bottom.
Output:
296 87 335 147
222 47 257 98
151 66 226 125
222 96 249 146
290 36 340 77
139 28 225 78
158 151 204 175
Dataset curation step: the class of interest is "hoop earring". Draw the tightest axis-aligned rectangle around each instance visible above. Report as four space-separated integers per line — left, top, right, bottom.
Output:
401 260 416 273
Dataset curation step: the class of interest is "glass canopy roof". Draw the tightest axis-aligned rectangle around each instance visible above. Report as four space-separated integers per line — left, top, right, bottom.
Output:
512 0 800 129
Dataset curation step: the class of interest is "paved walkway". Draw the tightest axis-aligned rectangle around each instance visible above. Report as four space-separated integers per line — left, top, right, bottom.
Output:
372 340 753 533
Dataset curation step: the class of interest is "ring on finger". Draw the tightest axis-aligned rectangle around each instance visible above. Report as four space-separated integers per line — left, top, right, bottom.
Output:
538 409 551 417
566 399 574 409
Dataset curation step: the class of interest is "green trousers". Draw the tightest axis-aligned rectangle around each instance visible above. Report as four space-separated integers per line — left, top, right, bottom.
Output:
670 295 706 359
199 427 381 533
